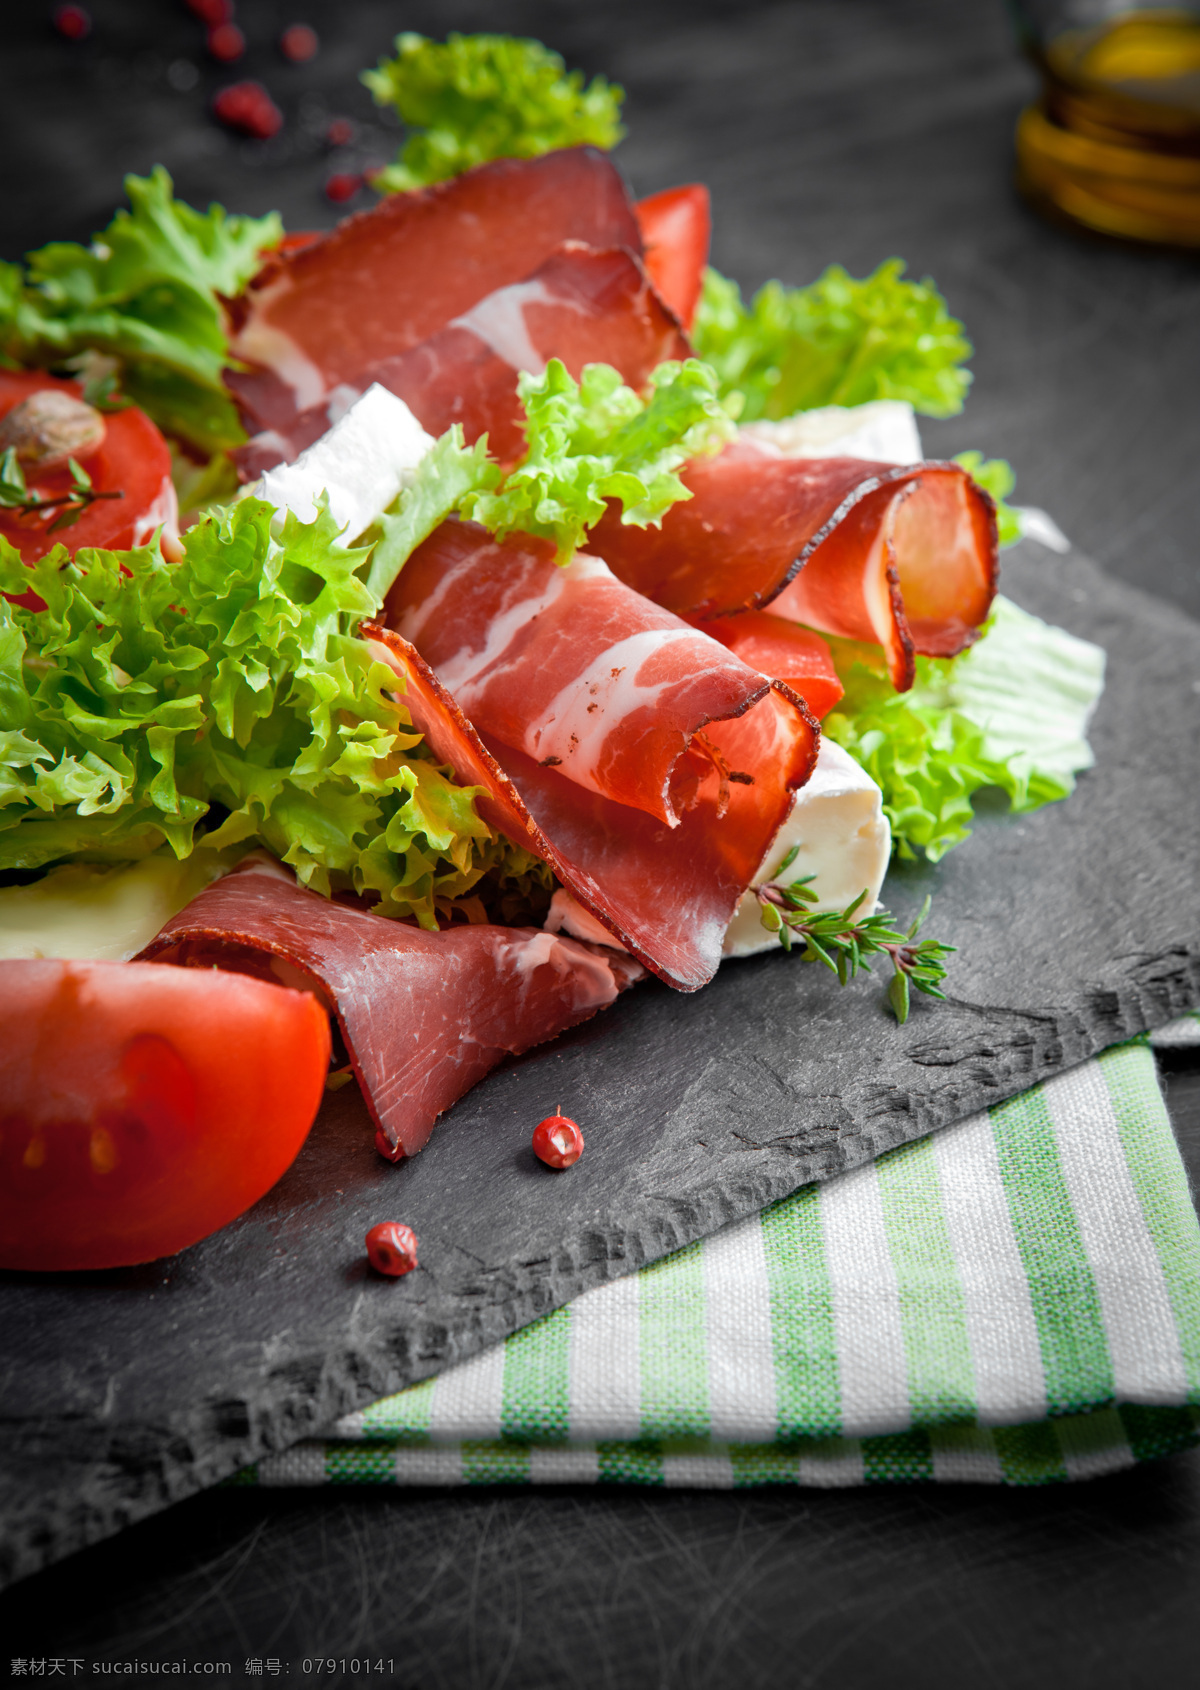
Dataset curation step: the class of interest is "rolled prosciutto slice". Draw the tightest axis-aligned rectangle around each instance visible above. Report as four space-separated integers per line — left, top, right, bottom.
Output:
225 148 644 450
139 859 642 1159
368 523 818 990
695 612 844 720
233 243 691 476
590 439 998 690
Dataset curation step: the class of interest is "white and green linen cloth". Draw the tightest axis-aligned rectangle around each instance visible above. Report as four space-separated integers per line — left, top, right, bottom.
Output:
243 1020 1200 1491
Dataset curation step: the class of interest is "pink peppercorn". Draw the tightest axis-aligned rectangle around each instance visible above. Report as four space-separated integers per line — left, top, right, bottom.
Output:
365 1222 419 1278
532 1112 585 1169
208 22 245 62
53 4 91 39
280 23 318 62
325 172 363 204
213 81 282 139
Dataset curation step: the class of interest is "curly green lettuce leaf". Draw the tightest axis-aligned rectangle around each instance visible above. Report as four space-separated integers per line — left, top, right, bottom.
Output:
823 598 1105 861
459 358 736 562
0 499 535 925
692 260 973 423
363 32 624 193
0 168 281 455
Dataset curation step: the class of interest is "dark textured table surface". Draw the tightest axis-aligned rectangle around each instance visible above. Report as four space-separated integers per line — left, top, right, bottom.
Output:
2 1 1200 1683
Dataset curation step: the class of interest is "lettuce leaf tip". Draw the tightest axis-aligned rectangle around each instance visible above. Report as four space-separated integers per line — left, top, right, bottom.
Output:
693 260 973 423
364 32 625 193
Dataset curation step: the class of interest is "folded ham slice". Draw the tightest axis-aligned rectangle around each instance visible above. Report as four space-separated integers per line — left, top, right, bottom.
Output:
232 243 690 477
370 520 819 990
139 859 643 1159
589 439 998 690
225 148 645 461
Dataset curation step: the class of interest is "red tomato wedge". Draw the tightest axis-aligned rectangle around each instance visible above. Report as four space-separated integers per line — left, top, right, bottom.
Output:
0 959 331 1271
0 370 179 564
634 184 711 331
696 612 845 719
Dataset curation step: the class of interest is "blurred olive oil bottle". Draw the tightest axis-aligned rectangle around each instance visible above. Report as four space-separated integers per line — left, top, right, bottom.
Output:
1014 5 1200 244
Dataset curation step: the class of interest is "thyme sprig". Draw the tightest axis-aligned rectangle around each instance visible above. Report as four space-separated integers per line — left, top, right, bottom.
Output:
756 846 954 1023
0 448 124 533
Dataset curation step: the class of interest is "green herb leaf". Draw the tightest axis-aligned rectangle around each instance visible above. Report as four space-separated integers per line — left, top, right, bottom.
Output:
692 260 972 422
363 32 625 193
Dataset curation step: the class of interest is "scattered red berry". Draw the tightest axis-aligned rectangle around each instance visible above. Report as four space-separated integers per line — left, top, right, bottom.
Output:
325 172 363 204
53 4 91 39
280 23 318 62
365 1222 419 1278
213 81 282 139
374 1127 404 1163
326 117 355 148
532 1112 585 1169
187 0 233 24
208 21 245 62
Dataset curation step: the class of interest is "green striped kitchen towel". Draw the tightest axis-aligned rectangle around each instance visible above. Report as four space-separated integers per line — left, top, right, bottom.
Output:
244 1026 1200 1490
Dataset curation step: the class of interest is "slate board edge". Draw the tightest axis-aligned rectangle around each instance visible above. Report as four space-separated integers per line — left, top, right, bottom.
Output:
2 546 1199 1588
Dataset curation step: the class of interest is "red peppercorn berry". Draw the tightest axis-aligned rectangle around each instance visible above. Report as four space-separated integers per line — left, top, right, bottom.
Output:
280 23 318 63
213 81 283 139
53 4 91 39
326 117 355 148
325 172 363 204
188 0 233 25
208 22 245 62
532 1113 585 1169
365 1222 419 1278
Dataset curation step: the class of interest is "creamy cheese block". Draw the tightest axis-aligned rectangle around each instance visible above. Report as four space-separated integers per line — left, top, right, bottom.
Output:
0 852 231 963
722 739 891 958
545 740 891 961
740 400 922 465
255 383 434 542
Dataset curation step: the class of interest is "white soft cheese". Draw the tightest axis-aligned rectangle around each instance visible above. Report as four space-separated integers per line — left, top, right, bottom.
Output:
544 741 891 962
255 383 434 542
0 852 231 963
723 740 891 959
740 400 923 465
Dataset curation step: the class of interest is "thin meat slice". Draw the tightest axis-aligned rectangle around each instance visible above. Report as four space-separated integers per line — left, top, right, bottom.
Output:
360 618 817 992
225 148 643 444
696 612 844 720
387 520 797 829
139 859 643 1159
233 244 690 476
590 439 998 690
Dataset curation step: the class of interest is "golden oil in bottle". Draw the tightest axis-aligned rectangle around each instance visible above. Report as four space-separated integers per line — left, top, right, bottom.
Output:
1016 8 1200 245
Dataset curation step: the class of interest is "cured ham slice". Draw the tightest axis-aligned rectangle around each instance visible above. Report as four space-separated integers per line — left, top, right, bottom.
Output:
139 859 643 1160
590 439 998 690
366 521 818 990
696 612 844 720
233 244 690 476
388 521 798 828
225 148 644 452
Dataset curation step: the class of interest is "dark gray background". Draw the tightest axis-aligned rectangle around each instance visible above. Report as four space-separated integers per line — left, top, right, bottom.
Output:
2 0 1199 1682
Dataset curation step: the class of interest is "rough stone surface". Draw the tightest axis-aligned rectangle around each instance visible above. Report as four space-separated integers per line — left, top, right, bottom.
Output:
1 542 1198 1586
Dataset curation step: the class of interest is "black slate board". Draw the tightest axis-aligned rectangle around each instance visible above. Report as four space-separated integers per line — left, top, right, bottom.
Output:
2 543 1199 1587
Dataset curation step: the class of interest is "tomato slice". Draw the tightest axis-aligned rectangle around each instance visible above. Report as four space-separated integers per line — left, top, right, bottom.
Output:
0 370 180 563
0 959 331 1271
634 184 711 332
697 612 845 719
